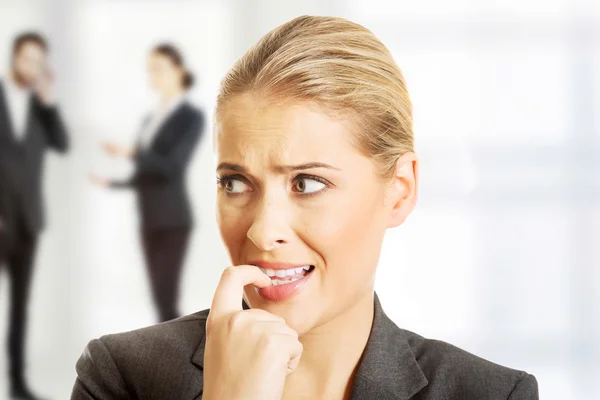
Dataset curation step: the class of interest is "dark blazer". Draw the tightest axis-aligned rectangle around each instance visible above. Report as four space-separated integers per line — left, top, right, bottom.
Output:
0 168 11 255
72 295 538 399
111 102 204 232
0 81 69 235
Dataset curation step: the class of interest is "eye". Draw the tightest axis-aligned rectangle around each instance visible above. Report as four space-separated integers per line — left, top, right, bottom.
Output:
292 175 329 194
217 175 251 194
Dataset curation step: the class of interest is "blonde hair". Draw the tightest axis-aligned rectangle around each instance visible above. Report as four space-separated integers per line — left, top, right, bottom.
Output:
216 15 413 178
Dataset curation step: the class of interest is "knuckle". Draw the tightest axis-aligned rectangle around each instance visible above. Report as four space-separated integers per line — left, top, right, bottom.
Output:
205 316 215 333
221 266 237 281
248 308 285 323
206 313 225 335
227 311 246 331
248 322 263 337
246 309 269 319
260 333 280 351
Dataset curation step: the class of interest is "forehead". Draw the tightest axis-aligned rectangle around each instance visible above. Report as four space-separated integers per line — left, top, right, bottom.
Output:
150 53 173 65
216 93 357 165
17 42 45 58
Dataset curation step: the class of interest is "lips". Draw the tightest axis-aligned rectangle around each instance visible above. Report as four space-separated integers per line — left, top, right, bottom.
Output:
249 262 315 302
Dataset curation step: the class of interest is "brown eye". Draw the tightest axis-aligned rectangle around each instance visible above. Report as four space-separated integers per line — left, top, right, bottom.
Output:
292 176 327 194
218 176 250 194
295 179 306 192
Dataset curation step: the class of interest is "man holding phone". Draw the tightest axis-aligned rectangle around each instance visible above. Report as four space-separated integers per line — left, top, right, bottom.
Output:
0 32 69 400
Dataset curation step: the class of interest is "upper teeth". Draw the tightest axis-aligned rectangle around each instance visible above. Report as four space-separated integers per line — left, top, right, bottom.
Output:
260 265 310 277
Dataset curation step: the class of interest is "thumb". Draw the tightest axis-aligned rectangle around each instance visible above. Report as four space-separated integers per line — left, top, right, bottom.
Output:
286 339 303 376
287 355 301 375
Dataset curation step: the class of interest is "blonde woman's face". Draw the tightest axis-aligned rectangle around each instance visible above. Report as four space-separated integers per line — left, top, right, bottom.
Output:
216 93 410 335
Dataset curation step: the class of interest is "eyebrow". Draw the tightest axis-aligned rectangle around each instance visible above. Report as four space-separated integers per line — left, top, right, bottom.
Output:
216 162 340 173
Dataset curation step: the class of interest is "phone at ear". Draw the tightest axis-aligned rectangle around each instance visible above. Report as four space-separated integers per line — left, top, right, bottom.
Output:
43 65 54 82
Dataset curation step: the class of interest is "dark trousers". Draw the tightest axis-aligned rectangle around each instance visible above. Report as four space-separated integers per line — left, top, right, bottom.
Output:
141 228 191 323
0 211 38 389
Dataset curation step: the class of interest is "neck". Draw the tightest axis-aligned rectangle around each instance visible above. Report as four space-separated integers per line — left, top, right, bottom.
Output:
160 88 183 105
285 290 375 399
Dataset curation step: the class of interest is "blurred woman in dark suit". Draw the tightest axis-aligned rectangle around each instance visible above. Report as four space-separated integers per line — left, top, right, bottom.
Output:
92 43 204 322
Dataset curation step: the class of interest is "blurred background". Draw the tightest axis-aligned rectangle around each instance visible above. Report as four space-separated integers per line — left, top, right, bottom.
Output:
0 0 598 398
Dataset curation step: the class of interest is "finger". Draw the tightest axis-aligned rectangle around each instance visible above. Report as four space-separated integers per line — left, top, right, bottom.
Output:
288 336 303 360
283 336 303 375
287 355 301 375
210 265 272 317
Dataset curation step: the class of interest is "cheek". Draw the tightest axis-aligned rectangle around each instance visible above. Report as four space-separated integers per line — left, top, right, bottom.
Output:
302 189 385 285
15 60 29 73
26 58 42 74
167 70 180 85
217 200 250 262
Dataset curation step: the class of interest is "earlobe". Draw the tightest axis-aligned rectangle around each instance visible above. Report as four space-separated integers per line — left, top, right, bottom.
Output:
387 152 418 228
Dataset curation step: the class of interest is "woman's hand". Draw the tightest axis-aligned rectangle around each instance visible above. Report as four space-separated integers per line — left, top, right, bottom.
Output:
202 265 303 400
102 141 135 158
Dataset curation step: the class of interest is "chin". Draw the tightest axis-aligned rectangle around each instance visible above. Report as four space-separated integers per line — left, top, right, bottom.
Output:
245 289 319 335
273 307 319 336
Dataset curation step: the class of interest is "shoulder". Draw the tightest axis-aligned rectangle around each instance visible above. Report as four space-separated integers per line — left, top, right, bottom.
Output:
96 309 208 358
74 310 209 398
402 329 538 399
180 102 204 124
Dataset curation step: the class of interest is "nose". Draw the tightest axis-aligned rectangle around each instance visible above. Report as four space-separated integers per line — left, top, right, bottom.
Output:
247 198 290 252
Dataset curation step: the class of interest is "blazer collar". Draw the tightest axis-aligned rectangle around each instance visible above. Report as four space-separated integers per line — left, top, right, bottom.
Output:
0 80 36 145
350 294 428 399
191 295 428 399
135 100 189 149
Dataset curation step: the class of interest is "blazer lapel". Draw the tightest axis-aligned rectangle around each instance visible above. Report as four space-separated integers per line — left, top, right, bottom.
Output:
350 294 429 399
21 95 36 145
142 102 187 151
189 332 205 399
134 115 151 149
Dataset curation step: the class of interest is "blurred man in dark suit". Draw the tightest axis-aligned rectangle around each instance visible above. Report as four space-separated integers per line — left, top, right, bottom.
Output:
0 32 69 400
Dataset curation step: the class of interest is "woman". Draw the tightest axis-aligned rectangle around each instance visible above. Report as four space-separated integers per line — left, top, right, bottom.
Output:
92 44 204 323
75 17 538 399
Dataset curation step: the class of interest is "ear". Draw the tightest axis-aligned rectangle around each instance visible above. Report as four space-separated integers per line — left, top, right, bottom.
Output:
386 152 419 228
